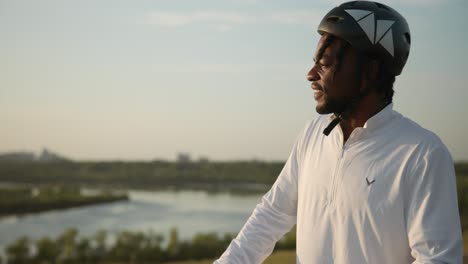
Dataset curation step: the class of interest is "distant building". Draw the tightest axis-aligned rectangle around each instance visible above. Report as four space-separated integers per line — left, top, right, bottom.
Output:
0 152 36 162
0 148 70 162
198 156 210 164
177 153 191 164
38 148 69 162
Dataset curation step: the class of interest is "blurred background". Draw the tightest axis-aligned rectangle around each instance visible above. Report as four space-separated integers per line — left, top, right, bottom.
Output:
1 0 467 263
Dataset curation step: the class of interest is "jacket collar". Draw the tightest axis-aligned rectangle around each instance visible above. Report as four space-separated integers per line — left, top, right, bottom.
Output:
327 103 395 137
362 103 394 131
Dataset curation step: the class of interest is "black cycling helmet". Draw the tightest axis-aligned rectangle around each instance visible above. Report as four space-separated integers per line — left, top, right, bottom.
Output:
318 1 410 76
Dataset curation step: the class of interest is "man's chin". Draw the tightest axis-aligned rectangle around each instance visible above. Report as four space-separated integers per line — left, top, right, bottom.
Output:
315 104 332 115
315 97 350 115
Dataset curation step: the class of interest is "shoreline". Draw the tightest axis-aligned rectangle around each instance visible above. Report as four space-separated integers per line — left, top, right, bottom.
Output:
0 186 128 218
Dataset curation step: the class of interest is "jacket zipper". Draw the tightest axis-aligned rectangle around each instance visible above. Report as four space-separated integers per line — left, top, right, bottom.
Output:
328 128 362 207
329 147 345 207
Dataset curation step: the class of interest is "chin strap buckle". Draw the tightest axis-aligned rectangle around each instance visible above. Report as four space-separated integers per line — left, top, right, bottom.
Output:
323 115 342 136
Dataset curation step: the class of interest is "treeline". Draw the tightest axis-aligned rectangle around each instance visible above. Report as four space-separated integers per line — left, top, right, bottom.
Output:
0 186 127 217
456 163 468 231
0 160 284 191
2 160 465 190
2 227 296 264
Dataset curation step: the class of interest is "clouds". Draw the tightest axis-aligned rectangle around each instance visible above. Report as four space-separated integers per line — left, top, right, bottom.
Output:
146 11 254 27
144 10 323 31
150 62 306 74
142 0 450 32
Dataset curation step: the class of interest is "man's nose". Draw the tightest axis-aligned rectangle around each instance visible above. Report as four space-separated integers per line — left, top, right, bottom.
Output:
307 65 320 82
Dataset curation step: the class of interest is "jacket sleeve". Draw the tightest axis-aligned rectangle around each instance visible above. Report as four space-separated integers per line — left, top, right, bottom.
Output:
214 124 307 264
405 144 463 263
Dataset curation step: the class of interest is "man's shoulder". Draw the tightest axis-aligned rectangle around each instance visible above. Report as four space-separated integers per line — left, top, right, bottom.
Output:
392 110 448 153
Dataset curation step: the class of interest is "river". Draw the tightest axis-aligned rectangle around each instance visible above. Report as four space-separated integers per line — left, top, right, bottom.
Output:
0 189 264 249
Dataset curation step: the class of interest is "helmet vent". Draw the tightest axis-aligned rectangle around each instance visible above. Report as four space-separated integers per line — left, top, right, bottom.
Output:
404 32 411 44
326 16 344 23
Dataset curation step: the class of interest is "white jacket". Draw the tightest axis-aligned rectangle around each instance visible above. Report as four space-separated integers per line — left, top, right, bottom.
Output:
215 104 463 264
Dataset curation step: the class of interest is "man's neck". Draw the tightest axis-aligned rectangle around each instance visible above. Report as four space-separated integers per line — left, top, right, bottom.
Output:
338 95 387 143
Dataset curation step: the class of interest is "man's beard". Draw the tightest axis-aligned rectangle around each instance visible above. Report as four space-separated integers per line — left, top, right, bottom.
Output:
316 94 352 115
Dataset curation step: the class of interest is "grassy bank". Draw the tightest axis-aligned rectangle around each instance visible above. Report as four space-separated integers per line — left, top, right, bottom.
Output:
0 185 128 217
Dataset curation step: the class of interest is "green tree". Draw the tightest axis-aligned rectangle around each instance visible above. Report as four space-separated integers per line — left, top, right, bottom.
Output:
109 231 145 263
190 232 225 260
56 228 78 264
35 237 59 264
75 238 92 264
166 227 180 259
88 229 107 262
137 231 164 263
5 236 31 264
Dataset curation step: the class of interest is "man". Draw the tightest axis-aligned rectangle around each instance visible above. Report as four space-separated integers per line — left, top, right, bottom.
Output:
215 1 462 263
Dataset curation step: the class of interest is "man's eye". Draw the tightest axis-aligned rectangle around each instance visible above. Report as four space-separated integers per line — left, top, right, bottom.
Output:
313 60 330 71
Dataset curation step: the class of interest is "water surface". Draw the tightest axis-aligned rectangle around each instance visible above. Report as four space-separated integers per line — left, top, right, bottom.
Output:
0 190 264 248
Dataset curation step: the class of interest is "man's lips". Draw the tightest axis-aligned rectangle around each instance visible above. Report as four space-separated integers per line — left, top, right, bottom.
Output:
311 83 322 91
313 90 323 100
311 83 323 100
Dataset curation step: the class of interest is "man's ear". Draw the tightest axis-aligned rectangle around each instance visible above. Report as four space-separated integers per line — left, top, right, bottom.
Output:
359 59 379 95
366 60 380 81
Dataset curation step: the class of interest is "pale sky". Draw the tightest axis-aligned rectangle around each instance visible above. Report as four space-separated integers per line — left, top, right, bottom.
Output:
1 0 467 161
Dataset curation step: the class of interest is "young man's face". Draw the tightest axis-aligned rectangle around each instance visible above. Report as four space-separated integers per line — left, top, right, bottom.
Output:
307 34 361 115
